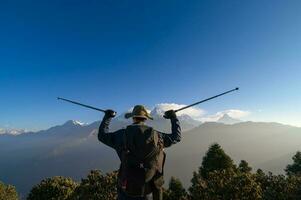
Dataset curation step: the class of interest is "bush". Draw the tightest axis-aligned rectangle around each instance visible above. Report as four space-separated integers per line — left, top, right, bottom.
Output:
71 170 117 200
0 181 18 200
189 169 262 200
27 176 78 200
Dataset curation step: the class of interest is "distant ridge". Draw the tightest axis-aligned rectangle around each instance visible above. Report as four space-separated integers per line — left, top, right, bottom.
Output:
1 117 301 197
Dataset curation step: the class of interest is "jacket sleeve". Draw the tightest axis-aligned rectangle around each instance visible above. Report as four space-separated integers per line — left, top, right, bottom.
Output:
159 118 181 148
98 115 124 149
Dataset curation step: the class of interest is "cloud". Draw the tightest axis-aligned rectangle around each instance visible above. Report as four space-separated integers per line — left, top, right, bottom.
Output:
121 103 250 124
152 103 206 119
151 103 250 122
200 109 251 122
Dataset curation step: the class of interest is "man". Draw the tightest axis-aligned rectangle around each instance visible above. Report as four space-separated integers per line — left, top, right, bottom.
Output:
98 105 181 200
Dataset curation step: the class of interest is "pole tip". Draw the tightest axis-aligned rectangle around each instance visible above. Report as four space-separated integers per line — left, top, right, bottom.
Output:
235 87 239 90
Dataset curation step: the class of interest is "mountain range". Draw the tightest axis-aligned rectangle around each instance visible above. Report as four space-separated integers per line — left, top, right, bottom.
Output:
0 128 26 135
1 110 300 198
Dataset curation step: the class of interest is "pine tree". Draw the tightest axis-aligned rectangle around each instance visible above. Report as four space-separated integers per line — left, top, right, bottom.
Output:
189 144 263 200
199 143 236 179
189 171 208 200
164 177 187 200
189 143 236 200
286 151 301 176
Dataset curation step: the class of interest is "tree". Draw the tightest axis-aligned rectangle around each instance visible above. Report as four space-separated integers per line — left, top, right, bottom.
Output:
27 176 78 200
199 143 236 179
227 171 262 199
189 144 262 200
189 171 207 200
262 173 293 200
71 170 117 200
0 181 18 200
239 160 252 173
287 176 301 199
189 169 262 200
254 169 267 190
164 177 187 200
286 151 301 176
255 171 301 200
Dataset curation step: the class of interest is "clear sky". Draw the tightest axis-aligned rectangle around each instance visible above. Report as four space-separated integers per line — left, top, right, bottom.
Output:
1 0 301 130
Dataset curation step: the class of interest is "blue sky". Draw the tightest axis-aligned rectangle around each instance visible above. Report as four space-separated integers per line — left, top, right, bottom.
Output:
1 0 300 130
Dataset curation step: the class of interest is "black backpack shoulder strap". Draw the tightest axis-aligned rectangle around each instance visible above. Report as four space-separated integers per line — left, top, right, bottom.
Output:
123 126 129 151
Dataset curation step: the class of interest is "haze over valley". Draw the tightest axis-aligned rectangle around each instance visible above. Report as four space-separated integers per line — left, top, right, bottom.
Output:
1 105 300 197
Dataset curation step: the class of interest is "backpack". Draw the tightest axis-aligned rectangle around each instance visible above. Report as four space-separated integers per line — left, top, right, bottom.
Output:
118 124 165 197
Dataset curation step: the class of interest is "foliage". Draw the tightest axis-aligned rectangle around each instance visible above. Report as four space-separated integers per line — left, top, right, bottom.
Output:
0 181 18 200
255 172 301 200
5 144 301 200
227 171 262 199
189 169 262 200
286 151 301 176
163 177 188 200
189 143 262 200
239 160 252 173
199 143 236 179
71 170 117 200
27 176 78 200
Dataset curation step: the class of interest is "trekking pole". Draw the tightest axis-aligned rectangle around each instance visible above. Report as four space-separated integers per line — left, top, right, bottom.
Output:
175 87 239 113
57 97 106 113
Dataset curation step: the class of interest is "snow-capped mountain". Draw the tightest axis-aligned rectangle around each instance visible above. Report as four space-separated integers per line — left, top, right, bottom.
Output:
178 114 202 127
217 114 241 124
0 128 26 135
149 105 202 131
63 120 87 127
1 110 240 137
150 106 165 119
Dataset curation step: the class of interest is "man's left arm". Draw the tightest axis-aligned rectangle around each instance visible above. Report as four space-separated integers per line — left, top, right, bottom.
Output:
158 110 181 148
98 110 123 149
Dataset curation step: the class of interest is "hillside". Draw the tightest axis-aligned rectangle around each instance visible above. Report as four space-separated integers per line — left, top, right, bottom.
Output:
1 118 301 197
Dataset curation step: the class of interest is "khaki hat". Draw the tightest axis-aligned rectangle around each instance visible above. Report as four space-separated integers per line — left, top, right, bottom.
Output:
125 105 153 120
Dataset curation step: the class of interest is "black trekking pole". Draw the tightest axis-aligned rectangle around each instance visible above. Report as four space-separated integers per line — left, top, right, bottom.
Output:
57 97 106 113
175 87 239 113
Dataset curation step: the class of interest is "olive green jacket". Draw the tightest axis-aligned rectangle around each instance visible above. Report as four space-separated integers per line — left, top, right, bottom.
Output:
98 116 181 158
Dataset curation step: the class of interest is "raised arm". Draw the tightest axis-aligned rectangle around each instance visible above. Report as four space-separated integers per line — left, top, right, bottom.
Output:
159 110 181 148
98 109 123 149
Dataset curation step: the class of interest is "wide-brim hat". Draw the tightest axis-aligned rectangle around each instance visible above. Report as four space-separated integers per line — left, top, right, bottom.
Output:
125 105 153 120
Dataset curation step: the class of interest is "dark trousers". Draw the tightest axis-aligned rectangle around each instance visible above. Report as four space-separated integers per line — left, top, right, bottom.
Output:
117 190 152 200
